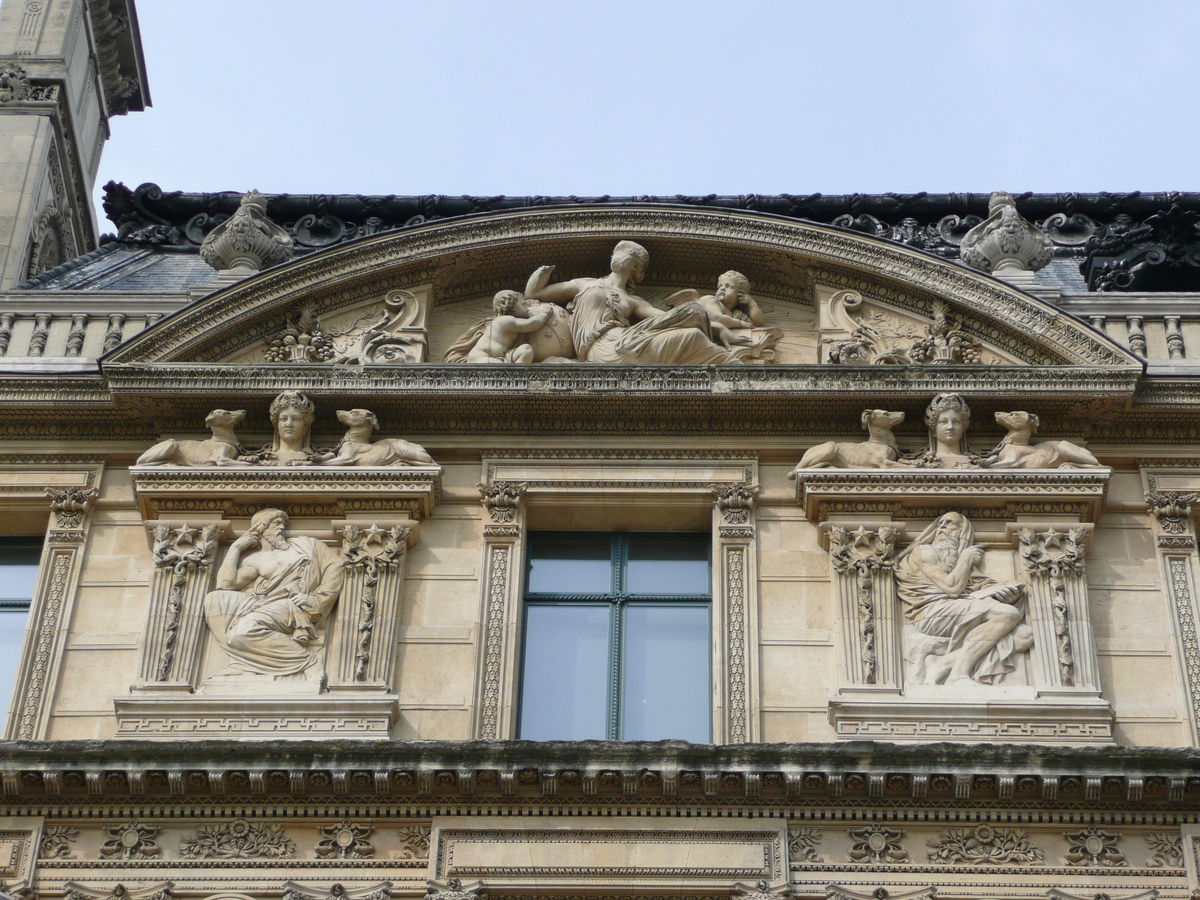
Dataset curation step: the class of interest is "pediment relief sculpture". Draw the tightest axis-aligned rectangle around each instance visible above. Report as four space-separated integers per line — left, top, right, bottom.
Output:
824 291 991 366
204 507 343 686
135 392 436 469
790 395 1105 472
896 512 1033 685
444 242 782 365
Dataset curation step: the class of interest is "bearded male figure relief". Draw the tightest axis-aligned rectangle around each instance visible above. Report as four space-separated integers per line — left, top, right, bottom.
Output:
203 508 343 686
895 512 1033 685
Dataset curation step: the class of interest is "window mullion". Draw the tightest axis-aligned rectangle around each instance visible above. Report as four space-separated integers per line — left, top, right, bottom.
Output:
609 598 624 740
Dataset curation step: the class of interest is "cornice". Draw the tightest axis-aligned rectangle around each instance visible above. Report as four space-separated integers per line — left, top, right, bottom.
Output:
102 205 1137 368
2 739 1199 811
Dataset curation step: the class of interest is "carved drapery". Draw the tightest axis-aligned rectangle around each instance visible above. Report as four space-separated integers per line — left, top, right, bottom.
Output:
474 456 759 742
824 524 901 688
333 522 413 687
136 523 223 687
12 481 100 740
1015 525 1102 691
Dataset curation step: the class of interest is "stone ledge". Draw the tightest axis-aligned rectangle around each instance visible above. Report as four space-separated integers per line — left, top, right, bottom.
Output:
829 692 1114 745
114 694 400 739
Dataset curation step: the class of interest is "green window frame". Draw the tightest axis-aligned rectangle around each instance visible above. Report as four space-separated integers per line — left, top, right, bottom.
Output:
517 532 712 742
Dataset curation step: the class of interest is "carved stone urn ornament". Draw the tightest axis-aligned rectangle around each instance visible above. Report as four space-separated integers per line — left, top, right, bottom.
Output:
199 189 294 275
960 191 1054 276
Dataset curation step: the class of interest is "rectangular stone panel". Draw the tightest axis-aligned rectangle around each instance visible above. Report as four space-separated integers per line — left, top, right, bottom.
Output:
432 816 785 888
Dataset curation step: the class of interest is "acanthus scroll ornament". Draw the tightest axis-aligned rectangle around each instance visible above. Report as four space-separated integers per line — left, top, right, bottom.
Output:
826 292 981 366
847 824 908 863
925 823 1044 865
1145 832 1183 868
1063 825 1127 867
315 819 374 859
828 525 898 684
787 826 823 863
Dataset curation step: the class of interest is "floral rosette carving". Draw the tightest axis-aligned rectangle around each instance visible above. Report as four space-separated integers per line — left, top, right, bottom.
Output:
179 818 295 859
926 824 1044 865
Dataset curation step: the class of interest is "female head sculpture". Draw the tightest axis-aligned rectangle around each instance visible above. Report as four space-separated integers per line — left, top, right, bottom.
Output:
269 390 316 457
921 393 976 467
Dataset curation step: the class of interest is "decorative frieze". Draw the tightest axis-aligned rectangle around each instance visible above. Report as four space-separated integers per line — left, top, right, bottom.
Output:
315 818 374 859
847 824 908 863
99 819 160 860
1063 825 1127 867
925 823 1044 865
178 818 295 859
284 883 392 900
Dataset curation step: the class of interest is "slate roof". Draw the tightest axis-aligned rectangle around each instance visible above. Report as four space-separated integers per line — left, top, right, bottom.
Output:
12 184 1196 293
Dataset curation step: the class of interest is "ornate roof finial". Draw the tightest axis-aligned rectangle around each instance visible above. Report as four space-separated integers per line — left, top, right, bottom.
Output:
960 191 1054 279
199 189 293 277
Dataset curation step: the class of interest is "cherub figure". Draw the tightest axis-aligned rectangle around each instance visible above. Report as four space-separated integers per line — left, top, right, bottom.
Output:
680 270 781 361
464 290 552 364
697 270 765 339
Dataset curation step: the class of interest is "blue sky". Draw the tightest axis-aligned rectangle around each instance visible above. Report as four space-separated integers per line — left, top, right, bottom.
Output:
95 0 1200 214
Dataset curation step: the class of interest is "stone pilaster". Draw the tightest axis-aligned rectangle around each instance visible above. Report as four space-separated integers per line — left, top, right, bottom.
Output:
714 482 761 743
823 524 901 690
135 522 224 689
333 522 414 688
1147 490 1200 745
475 481 526 739
1014 525 1101 692
10 486 97 739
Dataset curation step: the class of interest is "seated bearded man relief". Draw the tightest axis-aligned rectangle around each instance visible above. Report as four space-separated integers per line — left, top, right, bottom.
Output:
203 508 343 687
894 512 1033 685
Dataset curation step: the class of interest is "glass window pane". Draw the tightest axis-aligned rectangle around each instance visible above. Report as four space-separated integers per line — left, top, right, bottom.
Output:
0 541 40 604
519 605 610 739
626 534 709 595
0 610 29 726
527 533 612 594
622 604 710 742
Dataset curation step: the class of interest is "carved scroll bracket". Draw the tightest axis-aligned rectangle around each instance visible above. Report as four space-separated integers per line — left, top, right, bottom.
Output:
332 519 416 690
820 523 904 689
1010 522 1101 692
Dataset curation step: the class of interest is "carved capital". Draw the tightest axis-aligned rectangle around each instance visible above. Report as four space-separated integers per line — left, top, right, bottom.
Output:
425 880 485 900
480 481 526 525
0 63 32 103
284 883 392 900
341 524 410 569
732 881 790 900
1147 491 1197 535
713 482 759 526
827 525 898 574
151 523 221 572
47 486 98 531
1016 526 1088 579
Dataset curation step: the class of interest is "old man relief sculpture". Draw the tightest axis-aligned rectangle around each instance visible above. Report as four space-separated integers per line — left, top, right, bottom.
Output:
894 512 1033 685
204 508 343 686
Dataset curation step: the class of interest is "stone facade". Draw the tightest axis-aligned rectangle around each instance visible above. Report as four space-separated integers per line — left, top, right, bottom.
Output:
4 6 1200 900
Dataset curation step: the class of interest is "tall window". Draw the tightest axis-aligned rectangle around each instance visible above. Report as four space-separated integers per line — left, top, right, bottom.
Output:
0 539 39 725
518 532 711 742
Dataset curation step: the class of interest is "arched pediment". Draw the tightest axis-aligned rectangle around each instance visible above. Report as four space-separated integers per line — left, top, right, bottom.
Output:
103 204 1139 371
